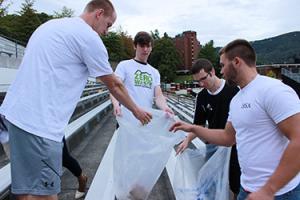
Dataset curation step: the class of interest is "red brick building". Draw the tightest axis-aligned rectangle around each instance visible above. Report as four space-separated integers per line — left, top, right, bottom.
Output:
174 31 201 71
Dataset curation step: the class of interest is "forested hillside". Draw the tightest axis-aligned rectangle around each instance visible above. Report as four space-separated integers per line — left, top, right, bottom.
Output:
252 31 300 64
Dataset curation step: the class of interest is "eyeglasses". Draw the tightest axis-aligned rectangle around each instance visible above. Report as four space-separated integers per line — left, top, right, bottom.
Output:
194 72 211 84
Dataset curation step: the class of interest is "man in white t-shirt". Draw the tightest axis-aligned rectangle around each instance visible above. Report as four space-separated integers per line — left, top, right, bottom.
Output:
110 31 173 123
0 1 152 200
170 39 300 200
110 31 173 200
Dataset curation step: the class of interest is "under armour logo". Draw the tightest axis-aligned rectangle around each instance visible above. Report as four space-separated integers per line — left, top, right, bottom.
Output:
44 182 54 187
241 103 251 109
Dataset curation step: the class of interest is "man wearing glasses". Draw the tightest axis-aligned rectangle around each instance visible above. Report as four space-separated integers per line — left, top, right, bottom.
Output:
176 58 241 199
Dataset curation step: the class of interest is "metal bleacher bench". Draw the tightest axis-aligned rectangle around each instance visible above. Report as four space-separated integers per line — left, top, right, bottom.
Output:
71 91 110 122
167 98 194 117
0 164 10 199
0 99 112 199
65 100 112 144
167 101 193 123
82 86 106 97
167 98 204 149
0 51 13 57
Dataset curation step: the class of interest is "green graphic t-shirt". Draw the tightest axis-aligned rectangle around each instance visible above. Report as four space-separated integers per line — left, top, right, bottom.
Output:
115 59 160 123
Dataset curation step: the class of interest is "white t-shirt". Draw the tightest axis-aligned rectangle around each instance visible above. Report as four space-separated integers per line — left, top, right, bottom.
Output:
0 17 113 142
228 75 300 195
115 59 160 124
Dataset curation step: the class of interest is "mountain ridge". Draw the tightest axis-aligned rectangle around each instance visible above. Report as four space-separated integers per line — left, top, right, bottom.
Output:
251 31 300 64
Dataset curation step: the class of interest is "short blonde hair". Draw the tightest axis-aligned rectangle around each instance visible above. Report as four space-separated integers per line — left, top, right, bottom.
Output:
85 0 115 16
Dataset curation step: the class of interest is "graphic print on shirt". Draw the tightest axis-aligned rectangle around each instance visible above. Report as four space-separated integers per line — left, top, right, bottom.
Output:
241 103 251 109
134 70 153 89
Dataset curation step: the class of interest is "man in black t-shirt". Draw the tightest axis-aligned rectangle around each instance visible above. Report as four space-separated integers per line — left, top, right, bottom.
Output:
176 58 241 199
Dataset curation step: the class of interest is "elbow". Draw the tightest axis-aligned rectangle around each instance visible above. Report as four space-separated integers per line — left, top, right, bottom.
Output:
222 136 236 147
108 79 123 95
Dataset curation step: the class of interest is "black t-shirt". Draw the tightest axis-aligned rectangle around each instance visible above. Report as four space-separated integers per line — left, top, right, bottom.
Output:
193 82 239 129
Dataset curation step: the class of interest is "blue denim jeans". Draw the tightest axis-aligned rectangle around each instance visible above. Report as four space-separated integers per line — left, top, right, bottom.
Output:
237 183 300 200
205 144 218 162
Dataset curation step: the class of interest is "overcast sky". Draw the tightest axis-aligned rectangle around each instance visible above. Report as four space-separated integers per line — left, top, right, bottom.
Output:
7 0 300 46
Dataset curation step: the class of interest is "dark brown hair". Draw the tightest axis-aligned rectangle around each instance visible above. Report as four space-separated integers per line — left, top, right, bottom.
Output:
191 58 214 74
134 31 153 47
219 39 256 67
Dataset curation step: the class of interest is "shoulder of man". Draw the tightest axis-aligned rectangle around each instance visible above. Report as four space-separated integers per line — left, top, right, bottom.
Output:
199 88 209 96
196 89 208 103
146 63 158 71
224 81 239 94
116 59 133 68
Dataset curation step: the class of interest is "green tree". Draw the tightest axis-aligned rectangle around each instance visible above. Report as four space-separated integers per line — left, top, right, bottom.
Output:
149 35 181 82
120 31 134 59
101 29 135 62
198 40 220 74
150 29 160 40
0 0 11 17
14 0 41 44
102 32 124 62
0 14 19 39
37 12 52 24
53 6 74 18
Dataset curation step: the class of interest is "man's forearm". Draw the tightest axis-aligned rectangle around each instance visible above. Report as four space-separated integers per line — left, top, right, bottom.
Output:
190 125 234 146
98 75 138 114
155 94 168 110
109 81 137 113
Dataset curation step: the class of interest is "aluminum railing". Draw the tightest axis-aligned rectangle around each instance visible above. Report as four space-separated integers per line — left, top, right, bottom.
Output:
282 68 300 83
0 35 25 58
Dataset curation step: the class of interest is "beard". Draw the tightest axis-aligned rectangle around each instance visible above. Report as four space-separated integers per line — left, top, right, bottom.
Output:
224 62 238 85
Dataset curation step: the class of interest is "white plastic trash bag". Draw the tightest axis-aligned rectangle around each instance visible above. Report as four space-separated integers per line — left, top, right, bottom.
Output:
173 148 206 200
174 146 231 200
113 108 185 200
196 147 231 200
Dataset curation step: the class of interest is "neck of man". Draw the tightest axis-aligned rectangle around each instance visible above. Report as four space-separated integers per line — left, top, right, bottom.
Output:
208 77 222 93
238 67 258 89
134 56 148 64
80 13 94 29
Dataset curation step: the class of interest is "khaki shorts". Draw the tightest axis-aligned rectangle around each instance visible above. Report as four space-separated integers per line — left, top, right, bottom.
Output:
5 119 63 195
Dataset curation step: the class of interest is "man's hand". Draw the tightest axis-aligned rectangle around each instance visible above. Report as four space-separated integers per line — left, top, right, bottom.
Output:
164 107 174 118
132 107 152 125
169 121 193 133
246 188 274 200
113 105 122 116
176 138 189 155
